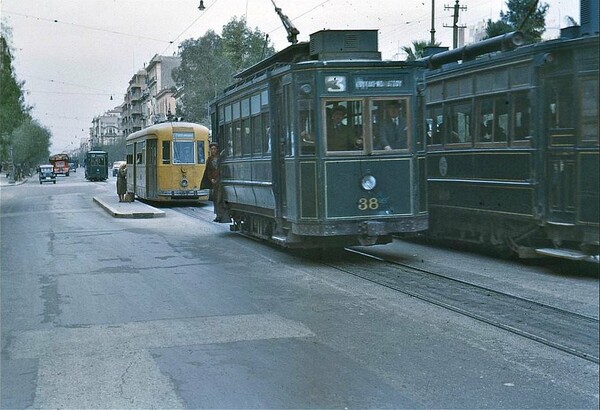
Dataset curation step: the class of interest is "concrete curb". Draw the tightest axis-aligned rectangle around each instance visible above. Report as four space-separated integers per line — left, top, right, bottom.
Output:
93 196 165 219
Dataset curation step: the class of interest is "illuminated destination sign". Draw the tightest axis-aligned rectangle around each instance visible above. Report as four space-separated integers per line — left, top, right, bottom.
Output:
354 77 405 90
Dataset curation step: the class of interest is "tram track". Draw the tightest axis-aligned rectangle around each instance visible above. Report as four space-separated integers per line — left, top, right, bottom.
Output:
173 205 598 363
321 247 599 364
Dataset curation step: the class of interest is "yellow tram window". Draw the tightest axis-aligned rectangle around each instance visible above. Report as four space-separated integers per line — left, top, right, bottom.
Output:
162 141 171 164
173 131 194 164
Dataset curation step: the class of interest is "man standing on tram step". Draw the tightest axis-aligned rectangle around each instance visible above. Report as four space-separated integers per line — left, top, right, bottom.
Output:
201 143 228 222
378 101 407 150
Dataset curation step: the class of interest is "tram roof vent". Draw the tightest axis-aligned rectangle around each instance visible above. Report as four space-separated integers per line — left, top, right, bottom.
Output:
580 0 599 36
309 30 381 61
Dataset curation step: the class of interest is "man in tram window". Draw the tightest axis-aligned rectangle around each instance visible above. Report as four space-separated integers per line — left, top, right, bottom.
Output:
378 100 407 150
326 105 362 151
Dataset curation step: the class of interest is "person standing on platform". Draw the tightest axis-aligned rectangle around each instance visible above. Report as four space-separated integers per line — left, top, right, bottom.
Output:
201 143 228 222
116 163 127 202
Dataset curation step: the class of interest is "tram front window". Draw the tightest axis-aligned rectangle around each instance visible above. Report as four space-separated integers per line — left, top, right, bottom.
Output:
372 99 409 151
325 100 363 152
173 131 195 164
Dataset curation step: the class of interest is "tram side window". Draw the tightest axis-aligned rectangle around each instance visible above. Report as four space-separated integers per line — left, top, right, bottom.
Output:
223 104 233 157
251 93 263 155
241 98 251 156
223 123 233 157
263 112 271 154
325 100 363 152
513 91 531 142
261 90 271 155
197 141 205 164
549 80 573 129
162 141 171 164
477 97 507 143
136 141 145 164
127 145 133 165
580 77 599 144
447 102 472 145
251 115 263 155
242 117 251 156
232 102 242 157
426 106 444 146
299 99 315 155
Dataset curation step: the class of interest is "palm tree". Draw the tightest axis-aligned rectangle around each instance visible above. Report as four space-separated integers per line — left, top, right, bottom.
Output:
402 40 442 61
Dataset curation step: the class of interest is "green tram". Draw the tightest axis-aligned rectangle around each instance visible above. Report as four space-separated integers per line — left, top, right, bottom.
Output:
422 16 599 260
210 29 428 248
84 150 109 181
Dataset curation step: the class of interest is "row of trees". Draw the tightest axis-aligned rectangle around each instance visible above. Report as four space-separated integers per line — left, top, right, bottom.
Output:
1 26 51 178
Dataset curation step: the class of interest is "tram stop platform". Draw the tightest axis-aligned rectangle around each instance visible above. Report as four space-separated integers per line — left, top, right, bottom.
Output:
93 195 165 219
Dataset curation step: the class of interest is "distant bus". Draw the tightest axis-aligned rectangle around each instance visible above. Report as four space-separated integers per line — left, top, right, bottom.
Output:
126 121 210 202
84 150 108 181
49 153 70 176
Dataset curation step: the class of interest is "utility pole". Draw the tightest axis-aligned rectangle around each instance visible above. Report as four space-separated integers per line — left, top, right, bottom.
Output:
444 0 467 48
430 0 436 45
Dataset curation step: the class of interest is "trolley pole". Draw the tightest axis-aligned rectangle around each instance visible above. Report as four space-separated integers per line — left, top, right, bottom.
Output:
444 0 467 48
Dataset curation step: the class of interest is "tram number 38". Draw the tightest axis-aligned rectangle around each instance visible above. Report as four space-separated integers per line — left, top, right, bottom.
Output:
358 197 380 210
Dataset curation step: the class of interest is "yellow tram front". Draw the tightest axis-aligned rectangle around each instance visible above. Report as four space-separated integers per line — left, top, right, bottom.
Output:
126 122 210 202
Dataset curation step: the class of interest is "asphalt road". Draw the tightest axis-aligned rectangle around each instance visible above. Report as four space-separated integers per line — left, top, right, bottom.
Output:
1 171 598 409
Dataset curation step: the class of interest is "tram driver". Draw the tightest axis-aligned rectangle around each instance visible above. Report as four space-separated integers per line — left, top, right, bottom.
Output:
326 105 363 151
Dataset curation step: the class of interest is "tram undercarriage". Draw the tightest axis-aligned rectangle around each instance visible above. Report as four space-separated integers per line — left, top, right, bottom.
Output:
229 210 427 249
427 207 599 261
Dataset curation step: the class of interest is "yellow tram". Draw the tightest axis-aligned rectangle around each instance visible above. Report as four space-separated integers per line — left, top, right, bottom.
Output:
126 122 211 202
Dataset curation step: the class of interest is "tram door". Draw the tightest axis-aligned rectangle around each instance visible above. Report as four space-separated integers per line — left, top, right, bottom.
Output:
272 81 289 219
545 78 577 224
146 140 157 199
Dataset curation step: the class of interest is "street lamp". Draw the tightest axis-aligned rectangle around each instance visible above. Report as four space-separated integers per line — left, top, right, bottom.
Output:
198 1 205 11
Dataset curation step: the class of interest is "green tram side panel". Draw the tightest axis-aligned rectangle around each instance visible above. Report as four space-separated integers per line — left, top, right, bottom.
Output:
427 151 534 216
429 181 535 216
427 151 533 181
324 158 412 219
579 152 599 224
299 161 318 219
221 160 276 214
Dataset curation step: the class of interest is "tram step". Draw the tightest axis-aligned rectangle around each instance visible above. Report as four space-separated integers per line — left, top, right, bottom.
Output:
535 248 596 261
271 235 288 246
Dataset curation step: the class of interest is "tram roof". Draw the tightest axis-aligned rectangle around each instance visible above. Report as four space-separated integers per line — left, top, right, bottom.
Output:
235 42 310 79
126 121 209 141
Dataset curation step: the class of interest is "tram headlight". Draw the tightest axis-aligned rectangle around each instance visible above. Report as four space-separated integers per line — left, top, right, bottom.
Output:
180 178 188 188
299 83 312 95
360 175 376 191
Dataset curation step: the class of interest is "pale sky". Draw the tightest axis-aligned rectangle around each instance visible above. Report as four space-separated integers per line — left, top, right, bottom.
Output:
1 0 580 153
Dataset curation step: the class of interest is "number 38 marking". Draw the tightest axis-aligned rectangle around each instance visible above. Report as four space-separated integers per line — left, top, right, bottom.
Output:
358 197 379 210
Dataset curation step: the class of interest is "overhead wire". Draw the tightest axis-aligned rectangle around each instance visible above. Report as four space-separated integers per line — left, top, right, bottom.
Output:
2 10 174 44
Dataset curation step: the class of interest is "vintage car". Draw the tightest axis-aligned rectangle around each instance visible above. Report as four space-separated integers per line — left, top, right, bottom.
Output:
38 164 56 184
